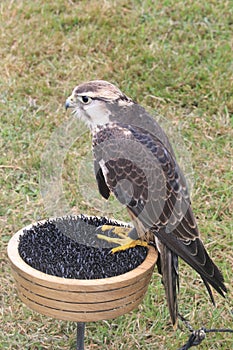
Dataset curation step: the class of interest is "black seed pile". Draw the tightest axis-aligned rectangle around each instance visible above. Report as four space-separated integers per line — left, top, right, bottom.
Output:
18 216 148 279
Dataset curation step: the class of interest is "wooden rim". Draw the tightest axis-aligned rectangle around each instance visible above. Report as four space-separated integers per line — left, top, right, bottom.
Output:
8 222 157 288
7 219 158 321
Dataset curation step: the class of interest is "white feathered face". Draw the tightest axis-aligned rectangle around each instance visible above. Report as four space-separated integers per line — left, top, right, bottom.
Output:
65 80 132 129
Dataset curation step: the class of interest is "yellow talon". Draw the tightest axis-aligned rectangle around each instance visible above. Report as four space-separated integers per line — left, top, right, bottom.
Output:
100 224 131 236
97 224 148 253
111 239 148 253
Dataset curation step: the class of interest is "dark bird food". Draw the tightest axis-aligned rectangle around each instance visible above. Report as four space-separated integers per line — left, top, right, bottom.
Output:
18 216 148 279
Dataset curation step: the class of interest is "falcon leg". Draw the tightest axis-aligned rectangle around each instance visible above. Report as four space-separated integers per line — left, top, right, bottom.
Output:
97 225 148 253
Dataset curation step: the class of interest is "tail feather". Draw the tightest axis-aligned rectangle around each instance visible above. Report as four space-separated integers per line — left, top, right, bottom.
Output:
158 242 179 327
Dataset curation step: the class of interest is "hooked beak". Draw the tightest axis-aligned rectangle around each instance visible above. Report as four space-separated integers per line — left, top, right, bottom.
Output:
65 99 70 110
65 94 75 110
65 97 72 110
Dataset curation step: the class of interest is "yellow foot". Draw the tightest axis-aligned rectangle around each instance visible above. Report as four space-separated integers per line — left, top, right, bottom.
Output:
97 224 148 253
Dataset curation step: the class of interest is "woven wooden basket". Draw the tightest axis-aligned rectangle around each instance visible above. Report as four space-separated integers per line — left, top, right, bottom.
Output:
8 223 157 322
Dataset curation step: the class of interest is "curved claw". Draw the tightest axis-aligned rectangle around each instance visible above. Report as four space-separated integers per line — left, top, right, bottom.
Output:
111 239 148 253
96 224 148 253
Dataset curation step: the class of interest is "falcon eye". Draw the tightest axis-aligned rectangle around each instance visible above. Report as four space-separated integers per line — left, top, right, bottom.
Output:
80 95 92 104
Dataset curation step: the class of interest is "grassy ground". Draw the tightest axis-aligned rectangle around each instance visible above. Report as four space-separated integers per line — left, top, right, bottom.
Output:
1 0 232 349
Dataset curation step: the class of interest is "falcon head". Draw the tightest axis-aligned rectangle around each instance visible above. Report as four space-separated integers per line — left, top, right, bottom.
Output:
65 80 132 129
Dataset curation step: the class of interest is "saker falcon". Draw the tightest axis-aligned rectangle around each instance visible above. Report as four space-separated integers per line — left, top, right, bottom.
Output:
65 80 227 327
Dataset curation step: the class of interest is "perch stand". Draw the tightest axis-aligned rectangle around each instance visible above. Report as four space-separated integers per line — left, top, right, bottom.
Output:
8 221 158 349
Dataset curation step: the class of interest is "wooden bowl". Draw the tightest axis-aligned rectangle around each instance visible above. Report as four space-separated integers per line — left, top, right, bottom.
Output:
8 222 157 322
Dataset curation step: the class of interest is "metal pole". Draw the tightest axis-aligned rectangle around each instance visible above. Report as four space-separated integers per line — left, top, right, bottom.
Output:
76 322 86 350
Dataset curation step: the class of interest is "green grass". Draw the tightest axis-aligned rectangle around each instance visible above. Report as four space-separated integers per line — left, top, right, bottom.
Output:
1 0 232 349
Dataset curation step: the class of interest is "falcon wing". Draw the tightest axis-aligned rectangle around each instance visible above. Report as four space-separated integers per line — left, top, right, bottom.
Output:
93 122 197 239
93 123 226 302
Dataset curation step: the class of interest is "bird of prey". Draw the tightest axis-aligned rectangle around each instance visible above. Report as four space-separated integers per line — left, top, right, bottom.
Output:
65 80 227 327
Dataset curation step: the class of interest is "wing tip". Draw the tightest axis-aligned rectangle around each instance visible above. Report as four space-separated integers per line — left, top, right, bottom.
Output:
202 275 227 306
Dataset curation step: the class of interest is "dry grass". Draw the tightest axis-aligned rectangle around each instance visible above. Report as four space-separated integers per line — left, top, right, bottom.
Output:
1 0 232 349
